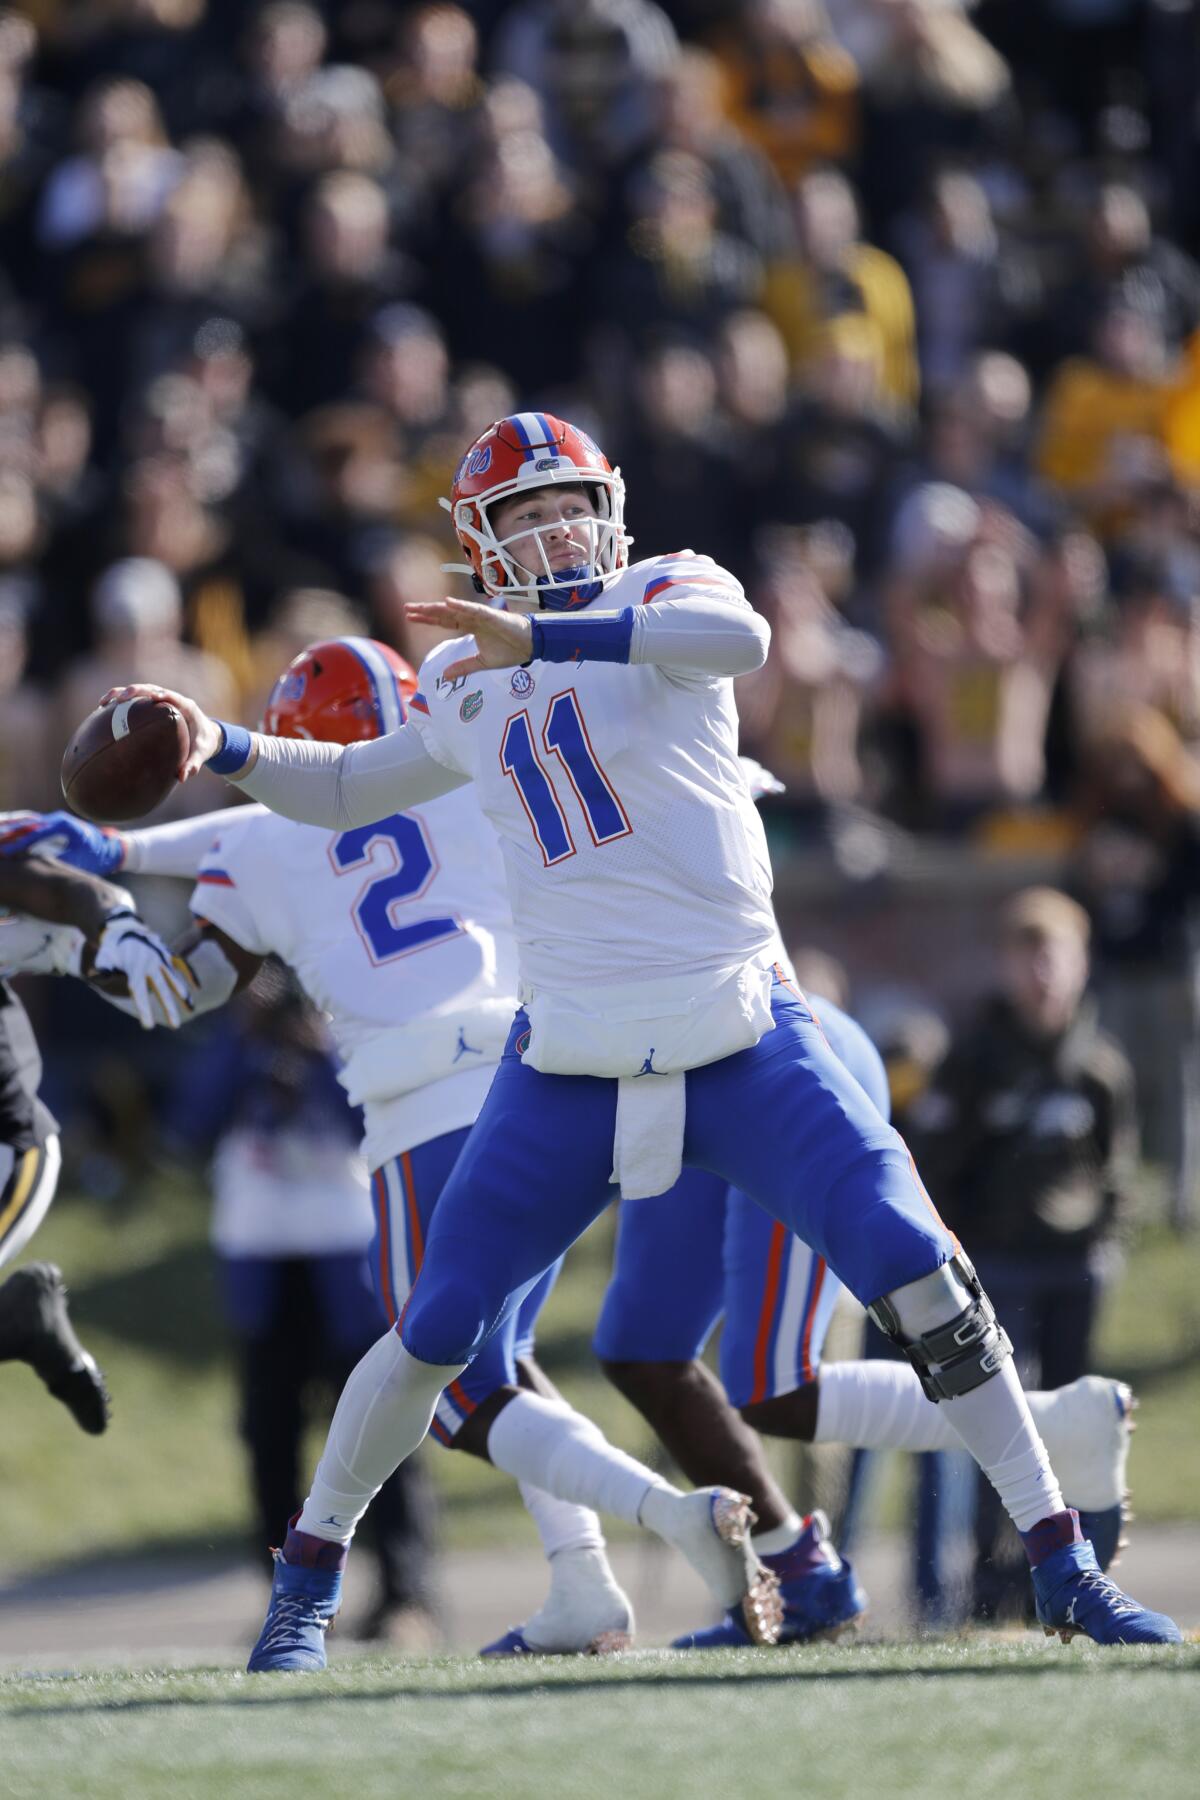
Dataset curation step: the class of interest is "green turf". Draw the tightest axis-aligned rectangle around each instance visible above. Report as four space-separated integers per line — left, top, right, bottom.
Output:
1 1642 1196 1800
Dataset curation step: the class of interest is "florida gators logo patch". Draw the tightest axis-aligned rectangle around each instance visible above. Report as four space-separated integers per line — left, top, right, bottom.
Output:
515 1027 531 1056
460 690 484 722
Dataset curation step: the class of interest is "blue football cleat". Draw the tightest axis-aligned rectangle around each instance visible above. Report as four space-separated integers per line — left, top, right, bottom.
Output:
671 1512 867 1650
247 1550 343 1671
1032 1536 1181 1645
480 1627 539 1657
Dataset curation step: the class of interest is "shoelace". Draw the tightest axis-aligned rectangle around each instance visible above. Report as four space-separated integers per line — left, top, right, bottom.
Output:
1070 1569 1139 1617
256 1592 332 1652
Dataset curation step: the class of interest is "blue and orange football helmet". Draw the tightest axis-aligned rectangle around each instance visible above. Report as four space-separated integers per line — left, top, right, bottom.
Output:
262 637 417 743
442 411 628 611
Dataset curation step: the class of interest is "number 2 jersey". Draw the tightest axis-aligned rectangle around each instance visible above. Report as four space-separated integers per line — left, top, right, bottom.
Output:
188 786 518 1169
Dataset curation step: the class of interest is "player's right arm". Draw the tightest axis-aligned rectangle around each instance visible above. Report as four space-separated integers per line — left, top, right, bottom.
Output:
101 683 470 828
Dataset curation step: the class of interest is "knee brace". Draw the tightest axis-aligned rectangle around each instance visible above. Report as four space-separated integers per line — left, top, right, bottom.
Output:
867 1253 1012 1403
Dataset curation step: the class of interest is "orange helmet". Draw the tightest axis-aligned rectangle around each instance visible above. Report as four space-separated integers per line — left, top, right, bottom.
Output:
262 637 417 743
441 411 628 611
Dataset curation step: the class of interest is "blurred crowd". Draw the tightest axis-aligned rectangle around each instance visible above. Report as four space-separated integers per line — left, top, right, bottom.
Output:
0 0 1198 841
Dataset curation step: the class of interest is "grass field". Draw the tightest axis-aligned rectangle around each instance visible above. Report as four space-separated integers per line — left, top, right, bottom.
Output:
2 1641 1196 1800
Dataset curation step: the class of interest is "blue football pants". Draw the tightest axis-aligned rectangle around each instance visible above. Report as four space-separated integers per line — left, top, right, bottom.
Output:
401 982 956 1373
592 995 891 1404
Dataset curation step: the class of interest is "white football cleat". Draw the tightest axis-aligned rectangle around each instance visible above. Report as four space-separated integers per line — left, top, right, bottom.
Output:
1040 1375 1134 1512
644 1487 783 1646
480 1546 635 1656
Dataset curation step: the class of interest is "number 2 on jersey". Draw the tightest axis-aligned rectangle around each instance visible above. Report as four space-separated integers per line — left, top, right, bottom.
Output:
501 692 631 866
331 814 461 963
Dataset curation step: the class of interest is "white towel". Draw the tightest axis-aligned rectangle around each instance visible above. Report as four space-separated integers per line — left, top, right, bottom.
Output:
611 1070 686 1200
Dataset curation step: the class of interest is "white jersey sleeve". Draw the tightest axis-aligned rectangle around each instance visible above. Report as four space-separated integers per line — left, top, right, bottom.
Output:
121 807 269 879
627 553 768 688
232 722 470 830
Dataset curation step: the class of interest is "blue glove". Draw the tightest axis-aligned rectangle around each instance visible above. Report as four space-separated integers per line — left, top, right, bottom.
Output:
0 811 126 875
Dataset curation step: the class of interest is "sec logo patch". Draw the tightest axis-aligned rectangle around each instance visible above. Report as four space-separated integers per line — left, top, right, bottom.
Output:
510 668 534 697
460 690 484 722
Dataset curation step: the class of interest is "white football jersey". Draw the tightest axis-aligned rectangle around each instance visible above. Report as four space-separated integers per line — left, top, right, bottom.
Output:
408 553 778 995
189 785 518 1166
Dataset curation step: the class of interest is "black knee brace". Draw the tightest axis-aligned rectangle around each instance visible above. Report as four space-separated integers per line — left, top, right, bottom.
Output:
867 1254 1012 1403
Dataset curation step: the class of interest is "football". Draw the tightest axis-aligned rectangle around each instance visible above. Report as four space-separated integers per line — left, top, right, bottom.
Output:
60 697 189 824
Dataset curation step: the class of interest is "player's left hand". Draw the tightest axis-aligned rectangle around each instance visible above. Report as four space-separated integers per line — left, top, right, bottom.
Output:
404 599 533 680
91 909 193 1029
0 810 126 875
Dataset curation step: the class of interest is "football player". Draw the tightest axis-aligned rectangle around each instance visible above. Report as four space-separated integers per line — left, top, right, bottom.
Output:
104 410 1182 1651
0 845 189 1433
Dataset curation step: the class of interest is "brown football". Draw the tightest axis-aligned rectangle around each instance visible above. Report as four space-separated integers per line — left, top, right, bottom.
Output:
61 698 189 824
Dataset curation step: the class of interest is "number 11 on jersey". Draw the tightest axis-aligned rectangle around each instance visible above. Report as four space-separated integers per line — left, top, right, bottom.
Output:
500 691 631 866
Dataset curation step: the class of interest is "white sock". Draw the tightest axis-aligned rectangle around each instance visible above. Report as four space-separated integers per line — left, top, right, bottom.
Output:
296 1332 465 1544
520 1482 606 1558
815 1361 1082 1464
751 1513 804 1556
814 1360 952 1452
941 1361 1064 1533
487 1390 674 1524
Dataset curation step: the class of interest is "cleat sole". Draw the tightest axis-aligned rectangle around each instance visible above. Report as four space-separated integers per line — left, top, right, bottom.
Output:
710 1493 783 1646
587 1630 634 1656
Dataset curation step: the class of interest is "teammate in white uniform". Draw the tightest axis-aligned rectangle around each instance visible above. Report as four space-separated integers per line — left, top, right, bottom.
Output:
107 410 1181 1656
0 846 188 1431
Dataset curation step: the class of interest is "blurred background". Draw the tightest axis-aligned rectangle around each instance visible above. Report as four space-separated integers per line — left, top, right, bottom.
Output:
2 0 1200 1653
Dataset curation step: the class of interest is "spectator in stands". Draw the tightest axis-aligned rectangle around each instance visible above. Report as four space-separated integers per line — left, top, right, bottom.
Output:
366 532 456 666
642 42 792 263
1043 179 1200 371
357 303 458 533
427 79 590 394
382 3 486 216
764 162 918 415
1072 707 1200 1234
884 485 1057 830
492 0 679 174
280 401 405 599
35 75 180 254
607 332 739 566
1068 545 1200 752
709 0 859 192
892 165 1037 397
765 312 909 586
596 149 763 357
1035 297 1177 532
892 351 1062 542
264 170 415 418
829 0 1012 241
909 884 1137 1616
735 521 881 820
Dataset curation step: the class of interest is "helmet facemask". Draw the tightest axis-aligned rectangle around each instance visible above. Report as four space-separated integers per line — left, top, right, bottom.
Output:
445 468 628 611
